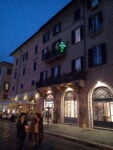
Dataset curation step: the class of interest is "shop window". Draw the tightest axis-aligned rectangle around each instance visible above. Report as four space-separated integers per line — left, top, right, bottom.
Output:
53 22 61 36
71 25 84 44
72 57 84 71
88 11 103 33
88 43 106 67
64 91 78 121
93 87 113 127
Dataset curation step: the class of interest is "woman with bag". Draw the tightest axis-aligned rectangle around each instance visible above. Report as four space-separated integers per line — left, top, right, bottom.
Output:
29 112 43 150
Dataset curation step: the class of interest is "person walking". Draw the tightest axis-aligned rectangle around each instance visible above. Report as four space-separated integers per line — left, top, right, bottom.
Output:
16 113 28 150
29 112 43 150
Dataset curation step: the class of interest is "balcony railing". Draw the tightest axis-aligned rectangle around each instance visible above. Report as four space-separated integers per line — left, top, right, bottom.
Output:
44 49 66 62
36 70 86 89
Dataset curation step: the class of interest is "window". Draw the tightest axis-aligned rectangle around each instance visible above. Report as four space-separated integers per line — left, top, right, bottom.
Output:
72 57 84 71
74 8 81 22
0 67 2 75
88 43 106 67
72 26 83 44
12 86 15 91
4 82 10 91
31 80 35 86
88 12 103 33
42 48 49 60
43 32 50 43
52 39 61 56
16 58 18 66
14 71 17 79
35 45 38 54
40 71 47 81
53 22 61 36
23 52 28 61
91 0 99 8
51 65 60 78
64 91 78 119
33 62 37 71
87 0 100 9
23 67 25 75
7 69 12 75
20 84 24 89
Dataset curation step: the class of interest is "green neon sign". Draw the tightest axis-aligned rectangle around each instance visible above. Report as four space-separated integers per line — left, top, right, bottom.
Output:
58 41 67 53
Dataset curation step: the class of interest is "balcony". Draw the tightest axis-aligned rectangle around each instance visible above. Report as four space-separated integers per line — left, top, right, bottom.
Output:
36 70 86 89
44 49 66 63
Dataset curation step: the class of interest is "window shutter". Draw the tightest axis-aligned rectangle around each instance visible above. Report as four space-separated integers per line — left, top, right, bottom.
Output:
72 59 75 71
80 25 84 40
51 68 54 78
57 65 60 77
87 0 91 9
99 11 103 24
71 30 75 44
74 8 81 21
88 48 93 67
45 71 48 79
88 18 92 32
42 50 44 60
81 57 85 69
101 43 106 64
40 72 43 81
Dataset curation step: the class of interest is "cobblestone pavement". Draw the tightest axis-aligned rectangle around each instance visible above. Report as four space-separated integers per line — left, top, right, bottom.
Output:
0 120 99 150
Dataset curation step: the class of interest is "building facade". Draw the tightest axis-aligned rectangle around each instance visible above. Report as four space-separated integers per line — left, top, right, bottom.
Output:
9 0 113 129
0 61 12 100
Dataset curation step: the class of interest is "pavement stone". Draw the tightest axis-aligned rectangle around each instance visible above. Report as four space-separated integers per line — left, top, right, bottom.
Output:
44 123 113 150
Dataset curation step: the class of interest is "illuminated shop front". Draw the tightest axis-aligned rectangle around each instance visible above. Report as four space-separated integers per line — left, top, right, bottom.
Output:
44 90 54 123
64 88 78 124
93 86 113 128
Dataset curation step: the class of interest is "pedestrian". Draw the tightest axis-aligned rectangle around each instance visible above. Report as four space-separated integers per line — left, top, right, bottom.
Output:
29 112 43 150
16 113 28 150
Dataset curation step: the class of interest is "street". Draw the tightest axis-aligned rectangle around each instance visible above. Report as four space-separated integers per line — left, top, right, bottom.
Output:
0 120 99 150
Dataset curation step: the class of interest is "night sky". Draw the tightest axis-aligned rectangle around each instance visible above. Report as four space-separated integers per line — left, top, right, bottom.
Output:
0 0 71 63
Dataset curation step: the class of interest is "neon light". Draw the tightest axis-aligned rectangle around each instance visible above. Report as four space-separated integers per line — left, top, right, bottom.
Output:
58 41 67 53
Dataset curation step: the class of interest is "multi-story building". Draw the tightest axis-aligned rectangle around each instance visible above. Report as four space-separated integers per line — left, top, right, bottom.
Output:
0 61 12 100
9 0 113 129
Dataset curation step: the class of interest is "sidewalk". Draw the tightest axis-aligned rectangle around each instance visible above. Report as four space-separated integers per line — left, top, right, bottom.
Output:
44 123 113 150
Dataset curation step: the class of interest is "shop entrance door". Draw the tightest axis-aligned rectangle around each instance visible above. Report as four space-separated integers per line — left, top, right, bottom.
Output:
93 87 113 129
44 101 54 123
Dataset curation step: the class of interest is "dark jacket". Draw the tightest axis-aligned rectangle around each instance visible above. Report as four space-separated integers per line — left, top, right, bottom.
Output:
16 120 27 139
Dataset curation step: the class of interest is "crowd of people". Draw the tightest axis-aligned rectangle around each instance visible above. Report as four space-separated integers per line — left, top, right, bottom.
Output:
16 112 43 150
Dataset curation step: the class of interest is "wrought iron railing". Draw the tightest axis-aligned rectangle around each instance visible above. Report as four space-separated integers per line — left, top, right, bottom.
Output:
36 70 86 89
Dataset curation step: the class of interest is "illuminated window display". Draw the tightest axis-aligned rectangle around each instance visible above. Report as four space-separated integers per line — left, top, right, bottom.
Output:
93 86 113 128
64 91 77 123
